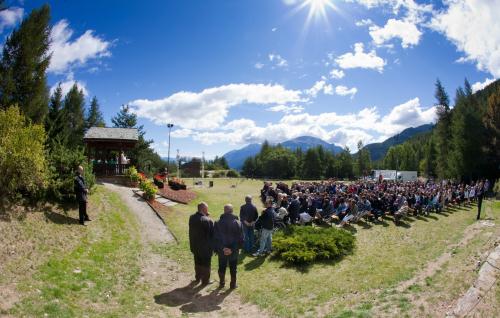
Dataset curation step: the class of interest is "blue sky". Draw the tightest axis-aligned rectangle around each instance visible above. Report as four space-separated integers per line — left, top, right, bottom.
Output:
1 0 498 158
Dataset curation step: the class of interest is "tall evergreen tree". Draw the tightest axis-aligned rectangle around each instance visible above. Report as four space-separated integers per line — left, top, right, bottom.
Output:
111 104 153 169
45 84 67 145
302 148 322 179
483 86 500 180
0 4 50 123
434 79 452 178
63 84 86 148
338 147 354 179
356 141 372 177
85 96 105 129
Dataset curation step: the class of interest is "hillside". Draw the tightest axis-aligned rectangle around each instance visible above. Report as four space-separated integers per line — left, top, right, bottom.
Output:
363 124 434 161
223 136 343 169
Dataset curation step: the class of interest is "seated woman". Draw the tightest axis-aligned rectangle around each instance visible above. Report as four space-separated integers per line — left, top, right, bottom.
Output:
331 197 348 221
314 197 334 221
337 199 359 227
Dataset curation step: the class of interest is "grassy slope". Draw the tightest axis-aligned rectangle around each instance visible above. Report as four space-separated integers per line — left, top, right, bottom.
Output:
3 186 147 318
157 178 500 317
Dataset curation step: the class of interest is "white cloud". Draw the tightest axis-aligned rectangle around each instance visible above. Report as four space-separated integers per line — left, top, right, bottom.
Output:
171 128 193 138
335 43 386 72
50 73 88 97
267 104 304 114
369 18 422 48
254 62 264 69
272 27 278 32
355 18 373 27
188 97 437 151
330 69 345 79
335 85 358 98
129 83 304 130
306 80 334 97
268 53 288 68
0 7 23 33
430 0 500 77
472 78 496 93
49 20 111 74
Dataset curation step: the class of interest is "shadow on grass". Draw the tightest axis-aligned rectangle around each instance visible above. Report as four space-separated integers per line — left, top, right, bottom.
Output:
154 283 233 313
43 210 80 225
244 254 267 271
267 252 353 274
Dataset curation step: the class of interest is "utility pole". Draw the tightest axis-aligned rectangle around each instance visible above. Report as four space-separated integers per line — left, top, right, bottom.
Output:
201 151 205 181
177 149 181 179
166 123 174 179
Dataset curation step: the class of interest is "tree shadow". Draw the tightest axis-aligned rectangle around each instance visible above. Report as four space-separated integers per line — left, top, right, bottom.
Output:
154 283 233 314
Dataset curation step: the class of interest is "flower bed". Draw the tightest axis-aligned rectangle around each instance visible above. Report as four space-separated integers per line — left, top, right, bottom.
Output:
158 186 196 204
168 177 187 190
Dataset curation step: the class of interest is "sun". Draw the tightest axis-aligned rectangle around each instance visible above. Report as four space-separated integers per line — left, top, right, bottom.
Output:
293 0 338 28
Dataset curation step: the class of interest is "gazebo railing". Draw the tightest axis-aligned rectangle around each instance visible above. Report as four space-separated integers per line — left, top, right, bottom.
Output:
92 163 131 176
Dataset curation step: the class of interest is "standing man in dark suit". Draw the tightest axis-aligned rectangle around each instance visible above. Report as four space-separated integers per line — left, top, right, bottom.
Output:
74 165 90 225
239 195 258 253
189 202 214 285
287 193 301 224
214 204 243 289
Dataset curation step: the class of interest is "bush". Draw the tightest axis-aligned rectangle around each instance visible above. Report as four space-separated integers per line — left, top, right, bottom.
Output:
212 171 226 178
0 106 48 199
226 169 240 178
140 179 157 200
47 142 95 201
494 179 500 199
273 226 355 265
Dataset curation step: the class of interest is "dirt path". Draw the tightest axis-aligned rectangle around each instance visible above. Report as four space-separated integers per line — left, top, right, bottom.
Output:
397 219 495 292
104 182 174 244
104 183 268 317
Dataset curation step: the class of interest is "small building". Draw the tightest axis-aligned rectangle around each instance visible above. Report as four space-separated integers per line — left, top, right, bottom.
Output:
181 158 202 177
83 127 138 176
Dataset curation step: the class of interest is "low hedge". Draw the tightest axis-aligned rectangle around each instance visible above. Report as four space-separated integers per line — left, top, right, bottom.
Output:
273 226 355 265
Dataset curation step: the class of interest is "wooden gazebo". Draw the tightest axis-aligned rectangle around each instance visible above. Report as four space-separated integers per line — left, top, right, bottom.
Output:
83 127 138 176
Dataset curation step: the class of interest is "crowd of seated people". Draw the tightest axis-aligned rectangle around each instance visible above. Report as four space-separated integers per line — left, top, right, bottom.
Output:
260 179 490 228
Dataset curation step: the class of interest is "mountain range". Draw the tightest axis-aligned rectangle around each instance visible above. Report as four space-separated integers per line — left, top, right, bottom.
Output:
223 124 434 169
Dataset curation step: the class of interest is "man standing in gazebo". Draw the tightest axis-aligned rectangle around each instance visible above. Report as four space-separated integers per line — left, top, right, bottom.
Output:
74 165 90 225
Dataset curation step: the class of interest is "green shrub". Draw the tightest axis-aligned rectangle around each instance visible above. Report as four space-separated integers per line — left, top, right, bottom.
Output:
0 106 48 199
226 169 240 178
140 179 157 200
212 171 226 178
46 142 95 201
273 226 356 265
127 166 140 183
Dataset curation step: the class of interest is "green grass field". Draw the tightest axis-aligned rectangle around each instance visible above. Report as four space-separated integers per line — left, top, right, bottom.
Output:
157 178 500 317
2 180 499 317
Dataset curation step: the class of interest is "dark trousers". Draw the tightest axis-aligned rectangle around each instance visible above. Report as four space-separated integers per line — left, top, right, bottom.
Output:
218 252 238 277
78 201 89 224
194 254 211 283
477 195 483 220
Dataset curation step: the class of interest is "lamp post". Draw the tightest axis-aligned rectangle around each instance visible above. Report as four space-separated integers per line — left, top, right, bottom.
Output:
166 123 174 178
395 133 399 183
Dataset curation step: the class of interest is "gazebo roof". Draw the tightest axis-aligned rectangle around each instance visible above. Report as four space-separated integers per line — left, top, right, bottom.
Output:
84 127 139 142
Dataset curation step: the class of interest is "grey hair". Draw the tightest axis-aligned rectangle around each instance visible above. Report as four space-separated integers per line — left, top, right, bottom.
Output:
197 202 208 212
245 195 252 202
224 204 233 214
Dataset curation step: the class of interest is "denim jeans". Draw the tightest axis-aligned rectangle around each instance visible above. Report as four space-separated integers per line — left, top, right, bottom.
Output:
242 224 255 253
257 228 273 254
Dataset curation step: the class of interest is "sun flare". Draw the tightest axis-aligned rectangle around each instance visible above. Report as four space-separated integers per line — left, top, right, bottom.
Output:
294 0 338 29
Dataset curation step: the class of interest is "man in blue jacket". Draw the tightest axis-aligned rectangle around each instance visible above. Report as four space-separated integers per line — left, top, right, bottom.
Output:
74 165 90 225
214 204 243 289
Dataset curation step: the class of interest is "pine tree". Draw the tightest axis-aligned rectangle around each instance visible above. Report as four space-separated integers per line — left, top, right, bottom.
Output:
434 79 452 179
111 104 153 169
0 4 51 124
63 84 86 148
356 140 372 177
483 86 500 180
302 148 322 179
85 96 106 129
45 84 67 145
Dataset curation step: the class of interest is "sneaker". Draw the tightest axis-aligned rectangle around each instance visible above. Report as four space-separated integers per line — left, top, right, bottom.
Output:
252 252 261 257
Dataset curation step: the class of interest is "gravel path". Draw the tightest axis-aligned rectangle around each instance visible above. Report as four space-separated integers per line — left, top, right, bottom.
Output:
103 182 174 244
